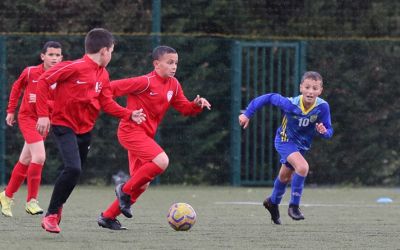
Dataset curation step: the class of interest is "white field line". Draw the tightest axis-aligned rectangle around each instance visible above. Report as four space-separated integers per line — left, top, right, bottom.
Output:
214 201 400 208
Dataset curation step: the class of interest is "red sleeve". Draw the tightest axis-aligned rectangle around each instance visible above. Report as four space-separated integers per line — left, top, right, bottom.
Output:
110 76 150 97
99 79 132 120
171 82 202 116
36 61 76 117
7 67 29 113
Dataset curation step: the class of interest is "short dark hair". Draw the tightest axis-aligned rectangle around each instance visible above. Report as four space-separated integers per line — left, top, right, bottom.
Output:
152 45 177 60
301 71 323 85
41 41 62 54
85 28 115 54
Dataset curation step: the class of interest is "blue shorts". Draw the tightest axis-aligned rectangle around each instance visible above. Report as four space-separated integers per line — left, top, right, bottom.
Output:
274 136 305 170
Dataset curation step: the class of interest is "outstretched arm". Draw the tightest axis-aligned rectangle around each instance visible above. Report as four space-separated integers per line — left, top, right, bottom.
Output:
110 76 149 97
239 93 293 129
171 83 211 116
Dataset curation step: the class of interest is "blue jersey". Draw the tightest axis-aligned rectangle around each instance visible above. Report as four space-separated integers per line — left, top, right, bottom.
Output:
244 93 333 151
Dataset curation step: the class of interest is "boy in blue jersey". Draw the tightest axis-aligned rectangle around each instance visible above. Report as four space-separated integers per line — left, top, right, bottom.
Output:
238 71 333 225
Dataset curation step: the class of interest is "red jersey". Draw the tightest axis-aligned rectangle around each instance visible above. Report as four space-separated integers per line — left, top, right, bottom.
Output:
7 64 46 118
111 70 202 137
36 55 132 134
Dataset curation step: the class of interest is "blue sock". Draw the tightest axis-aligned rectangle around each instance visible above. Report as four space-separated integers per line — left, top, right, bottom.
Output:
290 173 306 206
269 178 287 204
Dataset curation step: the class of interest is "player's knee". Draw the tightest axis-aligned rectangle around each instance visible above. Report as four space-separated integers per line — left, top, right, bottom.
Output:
19 156 31 165
278 175 291 183
297 164 309 176
31 154 46 165
158 155 169 170
153 152 169 170
67 166 82 178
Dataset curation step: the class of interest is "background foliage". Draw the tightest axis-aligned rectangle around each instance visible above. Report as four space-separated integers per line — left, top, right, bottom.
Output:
0 0 399 185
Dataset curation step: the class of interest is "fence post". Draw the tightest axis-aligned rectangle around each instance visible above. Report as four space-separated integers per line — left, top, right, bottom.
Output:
0 36 6 186
230 41 242 186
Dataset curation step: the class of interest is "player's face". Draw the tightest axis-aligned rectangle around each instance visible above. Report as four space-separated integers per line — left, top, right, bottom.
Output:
300 78 323 105
154 53 178 78
41 47 62 70
99 44 114 67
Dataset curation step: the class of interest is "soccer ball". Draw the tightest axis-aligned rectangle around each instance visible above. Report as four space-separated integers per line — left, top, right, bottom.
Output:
167 203 197 231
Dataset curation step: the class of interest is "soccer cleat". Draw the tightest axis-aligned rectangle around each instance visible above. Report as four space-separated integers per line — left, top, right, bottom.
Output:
0 191 14 217
288 204 305 220
263 198 281 225
25 199 44 215
115 183 132 218
97 213 127 230
41 214 61 233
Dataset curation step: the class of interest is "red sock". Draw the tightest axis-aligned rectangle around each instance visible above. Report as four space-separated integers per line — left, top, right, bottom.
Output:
122 162 164 194
26 162 43 201
103 187 147 219
5 161 28 198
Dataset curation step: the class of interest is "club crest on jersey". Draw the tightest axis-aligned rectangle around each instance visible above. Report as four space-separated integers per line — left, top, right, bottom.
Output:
167 90 173 102
310 115 318 123
95 82 103 93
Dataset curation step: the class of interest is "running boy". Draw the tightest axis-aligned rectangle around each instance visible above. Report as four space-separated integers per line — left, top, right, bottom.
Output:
0 41 62 217
238 71 333 224
97 45 211 230
35 28 145 233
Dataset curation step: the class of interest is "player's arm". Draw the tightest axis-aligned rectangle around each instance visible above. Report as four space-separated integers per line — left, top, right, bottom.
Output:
239 93 293 129
315 103 334 139
6 68 29 126
171 83 210 116
99 80 146 124
36 62 75 135
110 76 150 97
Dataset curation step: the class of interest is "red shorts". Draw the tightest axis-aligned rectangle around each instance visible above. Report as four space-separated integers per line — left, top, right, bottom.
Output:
18 115 45 144
117 127 164 175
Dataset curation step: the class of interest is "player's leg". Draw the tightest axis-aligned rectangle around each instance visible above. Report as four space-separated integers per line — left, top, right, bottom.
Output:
263 165 293 225
25 140 46 215
263 137 299 224
286 151 308 220
42 126 81 233
115 130 165 217
77 131 92 167
117 152 166 218
102 156 149 221
0 143 31 217
99 152 145 230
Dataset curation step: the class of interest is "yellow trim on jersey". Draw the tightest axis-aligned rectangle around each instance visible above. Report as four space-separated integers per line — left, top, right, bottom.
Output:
280 116 289 142
300 95 317 115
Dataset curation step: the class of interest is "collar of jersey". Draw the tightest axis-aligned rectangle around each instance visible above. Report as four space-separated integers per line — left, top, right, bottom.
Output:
300 95 316 114
83 54 103 69
153 70 171 83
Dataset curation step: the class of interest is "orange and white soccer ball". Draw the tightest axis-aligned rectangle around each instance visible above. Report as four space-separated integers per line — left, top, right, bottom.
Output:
167 203 197 231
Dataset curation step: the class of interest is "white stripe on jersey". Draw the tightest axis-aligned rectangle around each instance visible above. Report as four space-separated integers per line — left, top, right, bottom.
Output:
45 60 85 80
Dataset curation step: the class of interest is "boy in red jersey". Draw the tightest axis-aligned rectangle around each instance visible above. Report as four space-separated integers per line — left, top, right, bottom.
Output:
35 28 145 234
0 41 62 217
98 45 211 230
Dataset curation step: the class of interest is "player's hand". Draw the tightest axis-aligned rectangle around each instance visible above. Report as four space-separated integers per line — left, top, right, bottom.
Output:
316 123 327 134
193 95 211 110
29 93 36 103
131 108 146 124
36 117 51 136
5 113 16 126
238 114 250 129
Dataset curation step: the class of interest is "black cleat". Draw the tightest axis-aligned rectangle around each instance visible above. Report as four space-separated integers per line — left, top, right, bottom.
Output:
115 183 132 218
288 204 305 220
263 198 281 225
97 213 127 230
